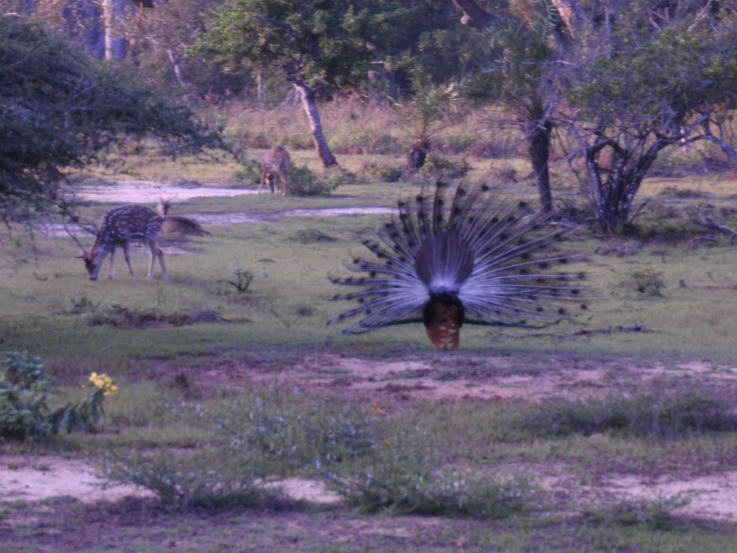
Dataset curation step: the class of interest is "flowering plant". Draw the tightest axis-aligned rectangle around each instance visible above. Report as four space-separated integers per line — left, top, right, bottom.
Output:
89 372 119 396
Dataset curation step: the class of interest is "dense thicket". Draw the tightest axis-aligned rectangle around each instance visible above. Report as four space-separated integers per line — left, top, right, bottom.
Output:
0 15 219 220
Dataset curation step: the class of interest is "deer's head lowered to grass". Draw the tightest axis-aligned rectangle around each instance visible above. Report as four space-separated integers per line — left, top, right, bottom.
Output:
71 205 169 281
258 146 291 196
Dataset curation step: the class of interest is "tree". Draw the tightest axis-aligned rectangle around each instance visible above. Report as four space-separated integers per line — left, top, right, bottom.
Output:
192 0 412 168
450 0 581 213
0 15 221 221
565 7 737 233
451 0 737 233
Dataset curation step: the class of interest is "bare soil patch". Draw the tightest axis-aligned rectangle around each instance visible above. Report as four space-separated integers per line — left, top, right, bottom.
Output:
3 355 736 523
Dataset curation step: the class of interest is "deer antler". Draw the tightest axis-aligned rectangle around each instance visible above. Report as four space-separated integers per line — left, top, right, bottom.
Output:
157 195 178 216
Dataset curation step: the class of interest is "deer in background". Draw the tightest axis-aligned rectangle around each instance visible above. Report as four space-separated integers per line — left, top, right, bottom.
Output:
258 146 291 196
156 198 214 236
72 205 168 281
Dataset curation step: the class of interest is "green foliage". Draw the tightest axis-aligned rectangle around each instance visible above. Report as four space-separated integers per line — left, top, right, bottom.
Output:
401 83 467 141
216 391 378 474
102 389 530 518
102 447 289 510
323 424 531 518
519 383 737 439
569 27 737 127
565 22 737 233
622 268 667 297
102 391 377 508
422 155 472 179
580 495 692 531
0 352 50 439
359 161 403 183
194 0 413 90
0 353 116 439
0 15 221 220
227 269 254 293
234 159 340 195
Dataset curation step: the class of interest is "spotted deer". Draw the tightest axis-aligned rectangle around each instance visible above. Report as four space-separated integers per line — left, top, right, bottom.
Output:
258 146 290 196
74 205 168 281
156 198 213 236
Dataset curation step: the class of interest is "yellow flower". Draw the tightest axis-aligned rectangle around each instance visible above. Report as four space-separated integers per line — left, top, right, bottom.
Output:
88 372 119 396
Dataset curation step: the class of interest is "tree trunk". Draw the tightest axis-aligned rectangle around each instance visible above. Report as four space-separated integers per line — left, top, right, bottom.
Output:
257 67 265 105
102 0 125 61
292 82 338 168
528 119 554 213
167 50 186 88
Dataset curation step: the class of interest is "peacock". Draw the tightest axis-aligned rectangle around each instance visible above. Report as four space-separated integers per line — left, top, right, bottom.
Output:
327 181 587 349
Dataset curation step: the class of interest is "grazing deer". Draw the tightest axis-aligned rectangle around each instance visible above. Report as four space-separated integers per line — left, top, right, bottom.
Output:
156 198 213 236
73 205 168 281
258 146 290 196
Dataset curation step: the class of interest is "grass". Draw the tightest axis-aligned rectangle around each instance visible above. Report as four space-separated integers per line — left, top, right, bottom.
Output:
3 102 737 550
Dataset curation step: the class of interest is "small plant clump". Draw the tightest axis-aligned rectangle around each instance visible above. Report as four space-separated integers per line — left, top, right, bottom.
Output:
421 155 471 179
622 267 666 296
0 352 118 439
228 269 254 293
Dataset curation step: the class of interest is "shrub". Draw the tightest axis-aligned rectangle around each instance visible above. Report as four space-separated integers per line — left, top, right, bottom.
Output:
519 383 737 439
321 424 531 518
622 267 666 296
101 447 290 510
233 160 341 195
359 161 403 183
0 352 118 439
101 391 376 508
422 155 472 179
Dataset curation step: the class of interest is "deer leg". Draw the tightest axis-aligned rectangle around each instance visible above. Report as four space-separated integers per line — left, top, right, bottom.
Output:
147 241 168 279
121 242 137 279
258 171 268 194
107 247 116 280
279 174 288 196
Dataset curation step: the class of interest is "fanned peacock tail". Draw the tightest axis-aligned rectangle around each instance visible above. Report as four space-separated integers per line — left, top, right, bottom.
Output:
327 181 588 349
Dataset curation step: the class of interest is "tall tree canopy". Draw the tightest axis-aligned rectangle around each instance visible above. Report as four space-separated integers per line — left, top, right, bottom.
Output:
193 0 414 167
0 15 220 220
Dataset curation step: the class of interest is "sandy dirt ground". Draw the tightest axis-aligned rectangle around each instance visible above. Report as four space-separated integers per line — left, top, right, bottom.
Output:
2 355 737 523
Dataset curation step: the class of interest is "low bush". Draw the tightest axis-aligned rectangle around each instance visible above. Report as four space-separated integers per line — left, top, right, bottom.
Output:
101 389 531 517
233 160 341 195
101 447 291 510
518 383 737 439
322 424 531 518
0 352 118 439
